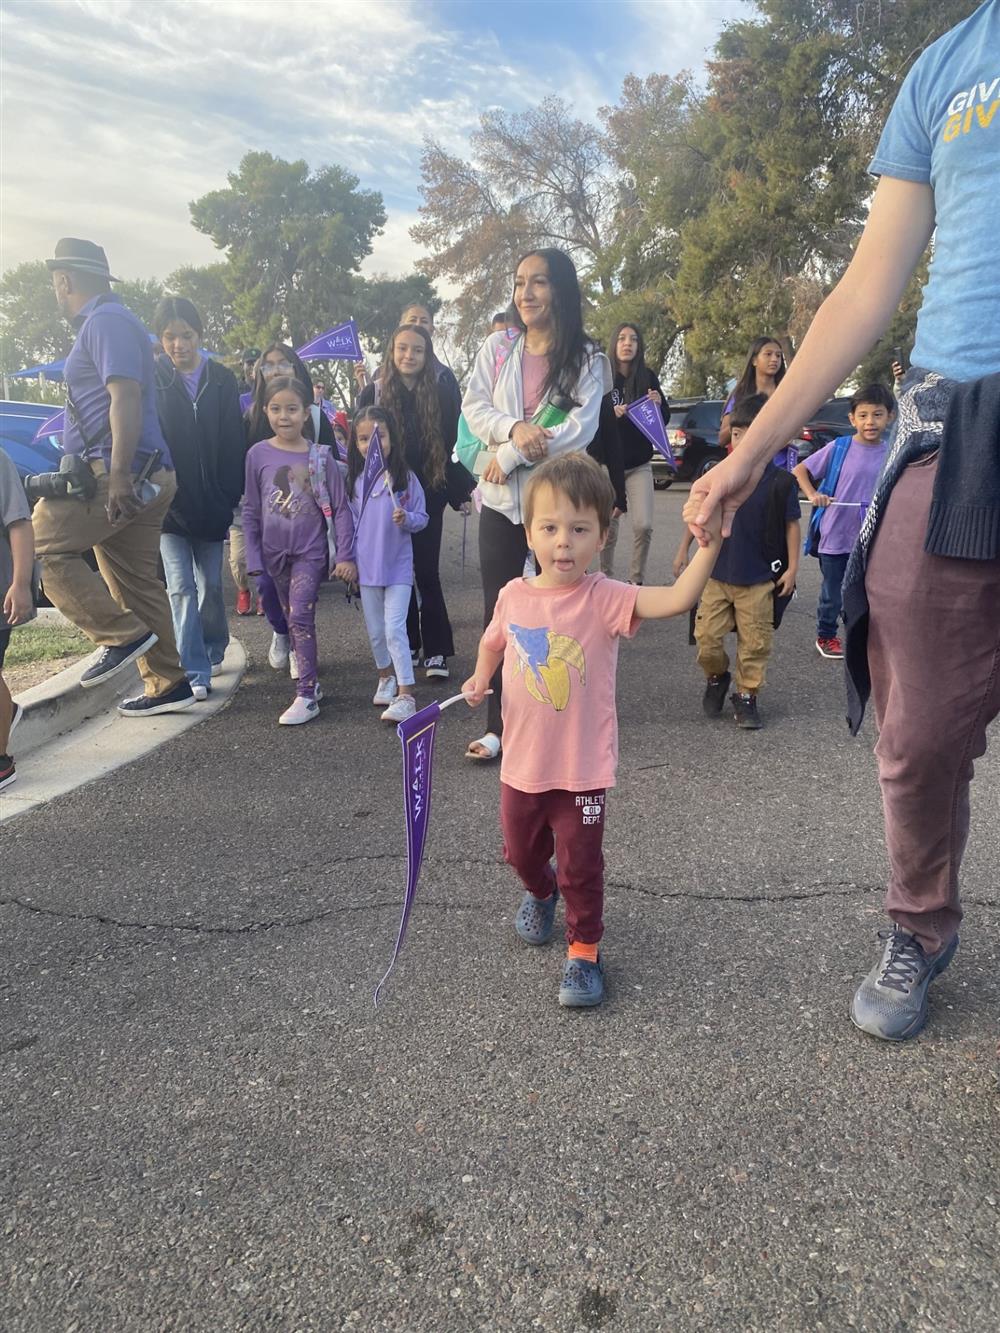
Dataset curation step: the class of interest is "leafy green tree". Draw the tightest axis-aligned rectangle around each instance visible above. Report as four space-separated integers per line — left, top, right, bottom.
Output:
190 152 386 351
0 261 73 378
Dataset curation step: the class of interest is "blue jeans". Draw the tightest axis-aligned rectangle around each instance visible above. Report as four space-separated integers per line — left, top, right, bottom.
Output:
159 534 229 687
817 552 850 639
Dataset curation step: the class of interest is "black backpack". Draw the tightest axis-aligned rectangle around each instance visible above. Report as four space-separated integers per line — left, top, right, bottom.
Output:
761 467 798 628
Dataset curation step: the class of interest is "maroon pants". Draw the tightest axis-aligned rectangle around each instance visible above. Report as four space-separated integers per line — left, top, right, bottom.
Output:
500 783 607 945
867 455 1000 955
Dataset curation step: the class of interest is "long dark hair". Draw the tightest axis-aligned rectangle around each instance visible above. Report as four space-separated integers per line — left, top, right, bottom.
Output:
377 325 446 490
609 322 653 403
245 342 317 444
347 405 410 496
732 336 786 404
511 248 592 409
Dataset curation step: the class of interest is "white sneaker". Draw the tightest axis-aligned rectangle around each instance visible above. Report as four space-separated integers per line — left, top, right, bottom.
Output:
192 684 209 702
373 674 397 706
268 633 290 669
279 695 318 725
424 655 449 679
211 662 224 678
381 694 417 723
289 651 300 680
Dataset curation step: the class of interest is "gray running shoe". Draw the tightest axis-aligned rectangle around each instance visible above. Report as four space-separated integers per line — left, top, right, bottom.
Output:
851 926 958 1041
514 886 559 945
558 955 605 1008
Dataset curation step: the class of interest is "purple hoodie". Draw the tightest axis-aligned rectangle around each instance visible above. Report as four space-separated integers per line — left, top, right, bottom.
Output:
243 440 353 575
350 471 428 586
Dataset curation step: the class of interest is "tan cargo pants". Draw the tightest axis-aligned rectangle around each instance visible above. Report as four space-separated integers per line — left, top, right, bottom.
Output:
694 577 774 694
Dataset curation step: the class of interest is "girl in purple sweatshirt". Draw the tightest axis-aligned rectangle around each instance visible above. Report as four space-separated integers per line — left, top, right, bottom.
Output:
347 406 428 723
243 377 356 725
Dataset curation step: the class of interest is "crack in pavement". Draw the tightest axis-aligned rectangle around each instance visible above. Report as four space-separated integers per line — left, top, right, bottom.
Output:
3 862 997 939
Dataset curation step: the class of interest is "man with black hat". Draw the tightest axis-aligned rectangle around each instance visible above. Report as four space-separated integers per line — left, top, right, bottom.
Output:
32 237 194 715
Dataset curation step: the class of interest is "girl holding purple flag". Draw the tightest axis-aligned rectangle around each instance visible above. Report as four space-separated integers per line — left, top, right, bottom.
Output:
243 377 355 726
600 323 668 586
358 324 473 680
347 405 428 724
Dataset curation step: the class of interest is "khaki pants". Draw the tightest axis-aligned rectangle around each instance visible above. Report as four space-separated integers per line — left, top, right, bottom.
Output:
695 577 774 694
600 462 654 584
227 524 248 592
32 469 185 697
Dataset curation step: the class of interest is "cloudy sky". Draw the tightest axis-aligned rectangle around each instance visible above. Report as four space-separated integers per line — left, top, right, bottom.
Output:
1 0 751 283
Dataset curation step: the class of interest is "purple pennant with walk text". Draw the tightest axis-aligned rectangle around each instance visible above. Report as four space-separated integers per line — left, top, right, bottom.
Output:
296 319 363 362
34 409 65 441
626 396 675 468
374 699 442 1004
358 424 387 517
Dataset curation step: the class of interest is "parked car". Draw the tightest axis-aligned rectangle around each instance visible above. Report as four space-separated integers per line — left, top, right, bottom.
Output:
791 397 854 464
0 400 63 480
652 397 725 488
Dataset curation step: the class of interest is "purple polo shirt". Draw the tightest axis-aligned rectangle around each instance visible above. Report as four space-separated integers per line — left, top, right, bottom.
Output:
63 293 172 470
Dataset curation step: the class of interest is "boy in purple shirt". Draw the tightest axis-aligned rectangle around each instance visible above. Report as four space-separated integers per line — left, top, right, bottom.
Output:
793 384 893 658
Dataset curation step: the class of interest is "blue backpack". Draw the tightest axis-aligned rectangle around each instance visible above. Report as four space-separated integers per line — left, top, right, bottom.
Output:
803 434 852 556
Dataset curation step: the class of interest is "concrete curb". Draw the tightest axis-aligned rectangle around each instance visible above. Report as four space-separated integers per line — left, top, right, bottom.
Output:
13 654 141 758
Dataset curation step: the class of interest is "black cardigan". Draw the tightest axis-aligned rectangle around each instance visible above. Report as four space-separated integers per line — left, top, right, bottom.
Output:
155 356 246 542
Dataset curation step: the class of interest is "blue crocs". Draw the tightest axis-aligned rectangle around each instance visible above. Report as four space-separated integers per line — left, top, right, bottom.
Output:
558 955 605 1008
514 887 559 945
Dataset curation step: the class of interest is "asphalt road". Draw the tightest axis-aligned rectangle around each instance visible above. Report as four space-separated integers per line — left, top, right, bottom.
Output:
3 491 998 1332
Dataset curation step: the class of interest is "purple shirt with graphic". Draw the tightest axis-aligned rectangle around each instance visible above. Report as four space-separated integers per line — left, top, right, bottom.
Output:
806 434 888 555
349 471 428 587
242 440 353 576
63 293 171 470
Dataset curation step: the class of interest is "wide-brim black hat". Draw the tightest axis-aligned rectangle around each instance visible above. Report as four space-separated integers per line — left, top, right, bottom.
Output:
45 237 120 282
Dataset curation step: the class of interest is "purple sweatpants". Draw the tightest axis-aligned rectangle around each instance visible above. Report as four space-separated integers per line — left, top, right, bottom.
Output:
500 783 607 945
866 455 1000 955
271 557 326 697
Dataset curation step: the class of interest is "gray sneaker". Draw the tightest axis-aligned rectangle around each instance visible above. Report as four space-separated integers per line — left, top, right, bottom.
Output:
851 926 958 1042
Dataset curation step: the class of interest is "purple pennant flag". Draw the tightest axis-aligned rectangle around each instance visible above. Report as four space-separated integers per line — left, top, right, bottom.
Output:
34 409 65 441
358 424 387 518
296 319 363 362
374 699 443 1005
626 396 675 468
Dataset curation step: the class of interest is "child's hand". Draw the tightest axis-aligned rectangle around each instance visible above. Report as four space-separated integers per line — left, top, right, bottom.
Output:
648 389 662 405
332 560 357 583
392 506 405 527
4 577 32 626
812 493 832 508
672 551 689 579
775 569 796 597
461 674 490 707
613 403 627 418
702 503 724 546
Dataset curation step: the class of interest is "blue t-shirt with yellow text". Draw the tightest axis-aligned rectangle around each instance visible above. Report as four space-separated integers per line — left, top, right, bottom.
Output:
869 0 999 381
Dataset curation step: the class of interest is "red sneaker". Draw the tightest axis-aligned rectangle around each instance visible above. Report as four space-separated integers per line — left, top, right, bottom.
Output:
816 636 844 659
236 588 253 616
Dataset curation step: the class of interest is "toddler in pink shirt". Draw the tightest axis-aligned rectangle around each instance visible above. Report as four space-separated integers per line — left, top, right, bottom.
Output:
464 453 721 1008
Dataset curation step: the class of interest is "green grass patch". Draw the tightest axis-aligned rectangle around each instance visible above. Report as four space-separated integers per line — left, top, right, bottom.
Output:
5 622 92 667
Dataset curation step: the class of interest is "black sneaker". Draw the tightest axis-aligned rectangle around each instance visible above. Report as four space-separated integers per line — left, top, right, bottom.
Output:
80 633 158 689
0 754 15 791
117 679 195 717
702 670 731 716
732 691 762 729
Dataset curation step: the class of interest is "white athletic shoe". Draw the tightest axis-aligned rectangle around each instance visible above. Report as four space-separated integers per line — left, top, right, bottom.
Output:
381 694 417 723
191 684 209 702
373 674 397 706
268 633 290 669
279 695 318 725
289 651 300 680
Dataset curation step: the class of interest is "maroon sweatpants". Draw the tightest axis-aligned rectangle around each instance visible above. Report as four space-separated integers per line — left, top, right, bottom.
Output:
866 454 1000 955
500 783 607 945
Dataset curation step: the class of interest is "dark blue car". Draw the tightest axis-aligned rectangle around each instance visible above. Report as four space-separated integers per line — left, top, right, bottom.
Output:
0 400 63 480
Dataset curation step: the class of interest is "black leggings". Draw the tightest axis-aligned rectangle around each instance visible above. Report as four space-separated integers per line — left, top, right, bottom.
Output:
406 494 455 659
479 505 530 736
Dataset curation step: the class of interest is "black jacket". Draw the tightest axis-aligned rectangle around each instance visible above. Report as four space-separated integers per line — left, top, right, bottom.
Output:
155 357 246 542
606 371 669 471
358 377 474 510
587 395 628 513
